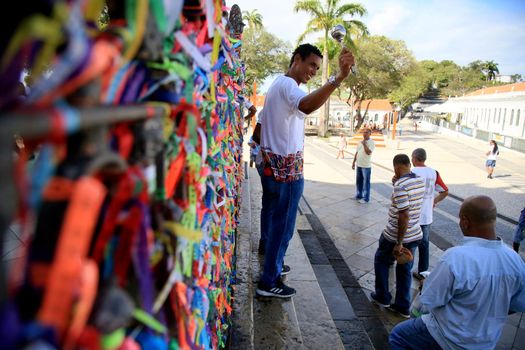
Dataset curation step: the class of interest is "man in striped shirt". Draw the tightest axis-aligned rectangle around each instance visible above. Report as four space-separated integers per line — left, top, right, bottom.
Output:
371 154 425 318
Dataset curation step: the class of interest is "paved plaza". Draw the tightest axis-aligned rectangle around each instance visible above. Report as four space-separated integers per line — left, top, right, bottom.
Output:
233 121 525 349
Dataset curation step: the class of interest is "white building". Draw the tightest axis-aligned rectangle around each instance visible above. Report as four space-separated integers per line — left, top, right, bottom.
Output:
424 82 525 151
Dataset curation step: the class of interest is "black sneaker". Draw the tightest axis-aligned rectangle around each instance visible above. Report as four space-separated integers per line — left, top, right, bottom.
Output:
256 281 296 298
370 292 390 308
258 239 266 255
388 304 410 319
280 264 291 276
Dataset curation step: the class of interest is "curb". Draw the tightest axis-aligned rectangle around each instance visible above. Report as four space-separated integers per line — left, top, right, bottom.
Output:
230 162 254 349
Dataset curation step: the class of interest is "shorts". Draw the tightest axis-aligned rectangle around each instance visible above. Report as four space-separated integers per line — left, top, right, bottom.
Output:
485 160 496 167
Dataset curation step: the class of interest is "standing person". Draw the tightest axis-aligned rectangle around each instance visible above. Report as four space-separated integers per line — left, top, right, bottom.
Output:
389 196 525 350
352 129 375 204
248 136 260 168
371 154 425 318
242 96 257 134
255 43 354 298
411 148 449 280
485 139 499 179
512 206 525 252
336 132 347 159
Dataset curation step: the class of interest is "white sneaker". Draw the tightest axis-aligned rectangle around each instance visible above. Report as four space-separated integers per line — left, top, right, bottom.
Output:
358 199 368 204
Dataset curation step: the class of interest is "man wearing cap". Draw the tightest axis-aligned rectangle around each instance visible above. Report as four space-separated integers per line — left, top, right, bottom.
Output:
371 154 425 318
255 43 354 298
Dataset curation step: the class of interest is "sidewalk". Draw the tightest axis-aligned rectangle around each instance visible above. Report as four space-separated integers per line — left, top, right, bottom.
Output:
300 138 525 349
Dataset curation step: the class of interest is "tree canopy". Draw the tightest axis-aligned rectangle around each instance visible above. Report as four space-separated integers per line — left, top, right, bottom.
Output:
294 0 368 136
241 26 291 95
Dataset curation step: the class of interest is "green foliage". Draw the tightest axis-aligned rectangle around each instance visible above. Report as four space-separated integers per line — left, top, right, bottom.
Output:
241 27 291 95
294 0 368 135
419 59 503 97
343 36 417 101
483 60 499 81
294 0 368 48
389 65 429 109
242 9 263 29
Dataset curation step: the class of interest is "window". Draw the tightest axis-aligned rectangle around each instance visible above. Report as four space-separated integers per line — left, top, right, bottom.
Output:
516 109 520 126
493 108 497 123
510 109 514 125
498 108 502 123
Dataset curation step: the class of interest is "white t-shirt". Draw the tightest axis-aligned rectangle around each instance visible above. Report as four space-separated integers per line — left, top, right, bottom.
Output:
355 139 375 168
260 75 306 156
411 166 448 225
487 145 498 160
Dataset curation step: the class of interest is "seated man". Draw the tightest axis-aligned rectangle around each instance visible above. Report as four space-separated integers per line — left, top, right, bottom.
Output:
389 195 525 350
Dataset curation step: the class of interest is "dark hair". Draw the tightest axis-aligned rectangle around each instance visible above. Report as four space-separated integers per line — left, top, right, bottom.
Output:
490 140 499 155
412 148 426 162
289 44 323 67
393 154 410 166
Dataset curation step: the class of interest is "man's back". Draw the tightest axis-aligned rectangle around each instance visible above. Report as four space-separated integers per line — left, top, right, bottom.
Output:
411 166 443 225
421 237 525 349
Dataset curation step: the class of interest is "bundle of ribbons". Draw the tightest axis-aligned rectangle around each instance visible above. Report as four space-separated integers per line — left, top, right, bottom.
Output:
0 0 248 349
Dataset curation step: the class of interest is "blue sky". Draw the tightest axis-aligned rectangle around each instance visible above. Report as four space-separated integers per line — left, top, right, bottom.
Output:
233 0 525 78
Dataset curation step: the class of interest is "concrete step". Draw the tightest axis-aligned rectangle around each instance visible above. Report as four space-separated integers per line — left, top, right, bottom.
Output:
347 132 386 148
232 165 344 349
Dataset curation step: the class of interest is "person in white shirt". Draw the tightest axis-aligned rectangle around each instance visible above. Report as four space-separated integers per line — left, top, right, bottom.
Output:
255 43 354 298
485 139 499 179
352 129 375 203
410 148 448 280
389 195 525 350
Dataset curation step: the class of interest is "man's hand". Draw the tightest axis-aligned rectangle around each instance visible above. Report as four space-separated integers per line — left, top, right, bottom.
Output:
352 163 356 170
391 175 398 185
393 243 403 257
336 48 354 82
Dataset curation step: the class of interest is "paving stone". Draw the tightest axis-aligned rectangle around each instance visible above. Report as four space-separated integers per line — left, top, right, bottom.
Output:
496 323 517 349
345 253 375 273
333 320 374 349
512 327 525 350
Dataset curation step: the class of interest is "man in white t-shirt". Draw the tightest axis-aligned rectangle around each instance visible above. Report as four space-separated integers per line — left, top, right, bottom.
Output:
352 129 375 204
255 43 354 298
411 148 448 280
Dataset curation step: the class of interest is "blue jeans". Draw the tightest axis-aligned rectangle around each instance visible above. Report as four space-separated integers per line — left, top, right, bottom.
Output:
416 224 431 273
256 163 271 245
389 317 442 350
260 175 304 287
513 207 525 244
374 235 420 312
355 166 371 202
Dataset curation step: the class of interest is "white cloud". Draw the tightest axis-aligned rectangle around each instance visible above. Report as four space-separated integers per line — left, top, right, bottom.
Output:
367 2 411 35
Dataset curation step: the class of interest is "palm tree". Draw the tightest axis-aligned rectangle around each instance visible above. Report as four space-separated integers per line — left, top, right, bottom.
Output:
483 60 499 82
242 9 263 30
294 0 368 136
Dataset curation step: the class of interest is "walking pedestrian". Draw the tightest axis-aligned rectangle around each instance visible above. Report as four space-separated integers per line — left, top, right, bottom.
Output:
352 129 375 203
389 196 525 350
336 132 347 159
370 154 425 318
485 139 499 179
410 148 448 280
255 43 354 299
